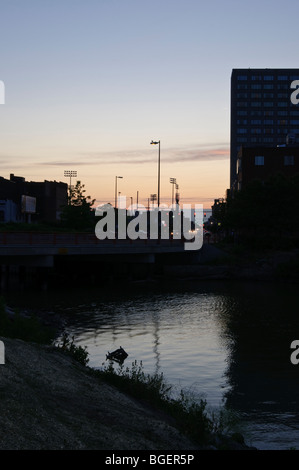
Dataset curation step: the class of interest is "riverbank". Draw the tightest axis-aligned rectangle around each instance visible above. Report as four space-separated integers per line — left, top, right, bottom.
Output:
0 334 256 450
0 335 199 450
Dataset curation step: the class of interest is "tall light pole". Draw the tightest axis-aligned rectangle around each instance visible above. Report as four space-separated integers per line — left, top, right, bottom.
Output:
130 197 134 216
115 176 123 209
175 183 180 205
170 177 176 206
150 140 160 207
150 193 157 207
64 170 77 203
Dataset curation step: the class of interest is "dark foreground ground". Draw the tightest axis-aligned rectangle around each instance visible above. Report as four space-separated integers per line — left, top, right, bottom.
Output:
0 336 255 451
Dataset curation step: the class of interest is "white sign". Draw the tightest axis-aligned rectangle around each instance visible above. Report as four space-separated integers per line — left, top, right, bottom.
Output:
21 195 36 214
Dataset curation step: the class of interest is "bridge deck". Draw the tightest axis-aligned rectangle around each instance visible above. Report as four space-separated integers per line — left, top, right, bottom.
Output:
0 232 188 256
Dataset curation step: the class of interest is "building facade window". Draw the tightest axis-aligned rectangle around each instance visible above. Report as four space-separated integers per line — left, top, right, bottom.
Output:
231 68 299 190
284 155 294 166
255 156 264 165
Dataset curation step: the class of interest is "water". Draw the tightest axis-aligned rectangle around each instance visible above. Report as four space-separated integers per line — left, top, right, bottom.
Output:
6 279 299 450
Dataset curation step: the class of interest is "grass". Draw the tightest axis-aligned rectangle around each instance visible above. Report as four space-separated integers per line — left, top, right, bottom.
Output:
0 295 242 448
0 297 56 344
54 332 89 366
95 359 240 447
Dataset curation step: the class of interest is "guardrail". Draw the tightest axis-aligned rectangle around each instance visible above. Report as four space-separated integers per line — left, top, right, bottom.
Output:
0 232 185 246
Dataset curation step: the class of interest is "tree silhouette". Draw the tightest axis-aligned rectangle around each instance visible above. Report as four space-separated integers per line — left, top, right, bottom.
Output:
61 180 95 230
214 173 299 247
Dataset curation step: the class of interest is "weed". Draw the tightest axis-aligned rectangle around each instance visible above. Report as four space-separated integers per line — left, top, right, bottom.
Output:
55 333 89 366
98 360 238 445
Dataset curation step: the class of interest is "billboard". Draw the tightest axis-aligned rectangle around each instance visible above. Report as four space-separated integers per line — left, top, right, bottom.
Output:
21 195 36 214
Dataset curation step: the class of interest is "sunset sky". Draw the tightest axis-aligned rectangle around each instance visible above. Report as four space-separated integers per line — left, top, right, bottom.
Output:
1 0 298 209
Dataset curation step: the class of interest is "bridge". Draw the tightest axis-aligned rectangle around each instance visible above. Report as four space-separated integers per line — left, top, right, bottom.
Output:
0 231 196 265
0 232 204 289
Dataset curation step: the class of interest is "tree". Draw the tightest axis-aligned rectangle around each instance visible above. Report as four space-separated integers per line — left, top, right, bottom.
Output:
61 180 95 230
222 173 299 247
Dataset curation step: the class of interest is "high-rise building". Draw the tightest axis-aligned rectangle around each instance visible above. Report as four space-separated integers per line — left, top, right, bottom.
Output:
230 68 299 189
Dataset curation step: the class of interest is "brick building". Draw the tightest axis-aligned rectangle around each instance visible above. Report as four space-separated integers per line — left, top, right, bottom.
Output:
0 174 68 223
236 145 299 190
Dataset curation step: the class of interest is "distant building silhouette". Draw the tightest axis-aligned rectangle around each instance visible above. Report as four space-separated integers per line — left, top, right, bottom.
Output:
0 174 68 223
231 68 299 190
236 145 299 189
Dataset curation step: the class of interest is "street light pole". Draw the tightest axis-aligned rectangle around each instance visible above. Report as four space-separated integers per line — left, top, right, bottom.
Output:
170 177 176 206
150 193 157 207
64 170 77 204
150 140 160 207
115 176 123 209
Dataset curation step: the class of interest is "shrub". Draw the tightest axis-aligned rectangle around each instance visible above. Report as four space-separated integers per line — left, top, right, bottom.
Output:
55 333 89 366
98 359 236 445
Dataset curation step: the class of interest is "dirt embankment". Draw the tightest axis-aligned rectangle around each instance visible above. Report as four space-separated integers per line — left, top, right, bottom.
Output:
0 336 204 450
0 336 256 451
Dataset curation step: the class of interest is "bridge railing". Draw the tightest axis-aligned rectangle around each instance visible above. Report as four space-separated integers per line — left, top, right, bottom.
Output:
0 232 185 246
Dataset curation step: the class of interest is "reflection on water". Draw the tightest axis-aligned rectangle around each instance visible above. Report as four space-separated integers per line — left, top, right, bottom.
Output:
6 280 299 450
